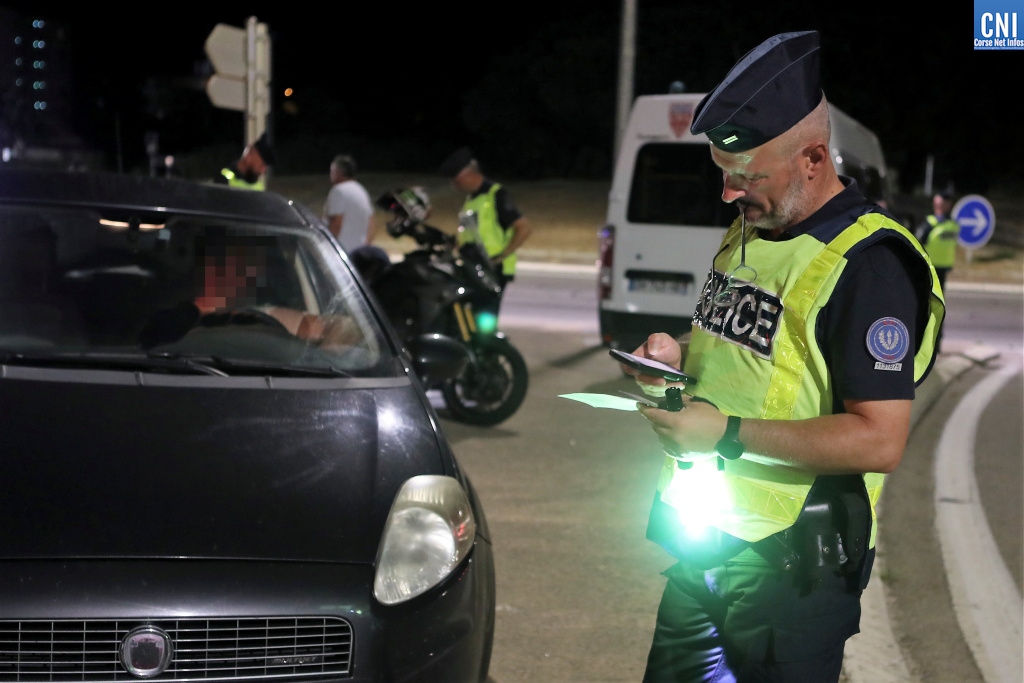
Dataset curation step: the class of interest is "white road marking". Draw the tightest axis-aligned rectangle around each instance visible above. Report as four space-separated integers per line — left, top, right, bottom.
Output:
935 359 1023 683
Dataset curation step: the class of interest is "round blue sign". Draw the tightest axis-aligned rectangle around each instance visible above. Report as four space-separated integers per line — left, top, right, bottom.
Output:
952 194 996 249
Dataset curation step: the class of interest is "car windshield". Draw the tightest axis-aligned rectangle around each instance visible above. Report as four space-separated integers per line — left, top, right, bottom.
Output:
0 204 394 376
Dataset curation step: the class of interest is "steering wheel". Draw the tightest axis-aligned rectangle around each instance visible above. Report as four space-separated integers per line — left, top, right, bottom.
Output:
198 307 290 333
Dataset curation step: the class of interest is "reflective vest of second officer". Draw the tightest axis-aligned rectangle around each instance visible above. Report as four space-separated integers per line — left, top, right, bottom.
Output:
460 182 519 280
921 214 959 268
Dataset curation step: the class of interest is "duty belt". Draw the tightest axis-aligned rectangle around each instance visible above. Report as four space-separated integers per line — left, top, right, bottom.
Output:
648 475 871 589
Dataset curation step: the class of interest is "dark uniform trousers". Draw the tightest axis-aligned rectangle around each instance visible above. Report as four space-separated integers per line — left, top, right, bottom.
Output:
642 545 863 683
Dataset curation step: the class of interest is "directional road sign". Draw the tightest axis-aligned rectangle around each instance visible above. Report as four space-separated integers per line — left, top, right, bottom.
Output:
206 75 246 112
952 194 996 250
205 24 247 79
203 18 271 142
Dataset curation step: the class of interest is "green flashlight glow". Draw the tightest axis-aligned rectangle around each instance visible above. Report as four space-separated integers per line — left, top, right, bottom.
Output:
662 457 730 536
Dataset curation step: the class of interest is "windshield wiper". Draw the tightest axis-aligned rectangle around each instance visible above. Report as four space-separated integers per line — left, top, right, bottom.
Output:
204 357 352 377
0 350 353 378
0 350 229 376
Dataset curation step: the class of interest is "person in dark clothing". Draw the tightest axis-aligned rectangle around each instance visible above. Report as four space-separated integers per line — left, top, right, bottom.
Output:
618 31 945 682
213 132 275 190
915 189 959 292
438 147 534 298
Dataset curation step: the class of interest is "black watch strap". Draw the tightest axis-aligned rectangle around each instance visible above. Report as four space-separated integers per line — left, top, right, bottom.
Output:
715 415 744 460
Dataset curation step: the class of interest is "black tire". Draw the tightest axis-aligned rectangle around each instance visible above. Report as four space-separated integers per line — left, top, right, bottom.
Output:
441 335 528 427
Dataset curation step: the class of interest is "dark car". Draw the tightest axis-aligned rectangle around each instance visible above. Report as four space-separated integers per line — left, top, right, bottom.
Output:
0 168 494 682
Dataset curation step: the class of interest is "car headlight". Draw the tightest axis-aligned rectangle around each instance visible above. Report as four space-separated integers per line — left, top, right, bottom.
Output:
373 475 477 605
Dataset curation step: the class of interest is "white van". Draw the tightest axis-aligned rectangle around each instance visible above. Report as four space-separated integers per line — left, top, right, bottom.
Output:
597 92 894 352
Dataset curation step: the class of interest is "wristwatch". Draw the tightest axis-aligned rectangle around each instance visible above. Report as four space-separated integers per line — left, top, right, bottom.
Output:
715 415 744 460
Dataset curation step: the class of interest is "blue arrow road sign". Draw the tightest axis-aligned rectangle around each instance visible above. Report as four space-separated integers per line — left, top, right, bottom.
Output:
952 194 996 249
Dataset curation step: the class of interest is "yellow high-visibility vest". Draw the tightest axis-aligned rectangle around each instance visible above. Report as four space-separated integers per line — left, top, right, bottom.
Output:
654 210 944 550
460 183 516 276
922 215 959 268
219 167 265 191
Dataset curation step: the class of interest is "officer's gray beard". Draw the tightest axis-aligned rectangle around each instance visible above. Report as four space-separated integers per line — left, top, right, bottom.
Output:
747 178 804 235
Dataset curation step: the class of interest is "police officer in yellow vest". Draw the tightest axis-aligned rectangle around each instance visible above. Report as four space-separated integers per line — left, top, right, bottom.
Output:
916 189 959 292
619 31 945 682
213 132 275 191
439 147 534 303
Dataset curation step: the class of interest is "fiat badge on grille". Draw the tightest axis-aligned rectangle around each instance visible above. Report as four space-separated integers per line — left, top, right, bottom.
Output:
121 626 173 678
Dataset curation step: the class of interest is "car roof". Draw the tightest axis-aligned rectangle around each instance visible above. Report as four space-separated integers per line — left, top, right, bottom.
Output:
0 167 310 226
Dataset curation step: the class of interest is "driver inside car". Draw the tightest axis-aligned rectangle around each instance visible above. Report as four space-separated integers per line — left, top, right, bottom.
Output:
141 233 362 352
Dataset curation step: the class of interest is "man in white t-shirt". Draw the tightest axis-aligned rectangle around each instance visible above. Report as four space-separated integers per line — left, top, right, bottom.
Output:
323 155 377 254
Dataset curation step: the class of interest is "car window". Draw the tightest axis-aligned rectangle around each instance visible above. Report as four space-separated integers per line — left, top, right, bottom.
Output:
0 205 394 376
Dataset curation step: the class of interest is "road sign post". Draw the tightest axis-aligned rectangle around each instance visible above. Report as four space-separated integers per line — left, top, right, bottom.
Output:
204 18 270 148
952 194 996 264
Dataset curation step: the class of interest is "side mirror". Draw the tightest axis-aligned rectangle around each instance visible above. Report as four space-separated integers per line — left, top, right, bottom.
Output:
407 333 469 387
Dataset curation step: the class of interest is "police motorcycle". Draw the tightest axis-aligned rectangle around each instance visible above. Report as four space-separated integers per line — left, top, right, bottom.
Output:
355 187 528 427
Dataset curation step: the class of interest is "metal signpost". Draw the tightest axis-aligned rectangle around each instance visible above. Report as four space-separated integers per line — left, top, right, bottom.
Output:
952 194 996 264
204 17 271 149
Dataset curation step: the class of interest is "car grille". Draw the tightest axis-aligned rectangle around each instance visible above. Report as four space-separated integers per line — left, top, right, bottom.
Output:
0 617 353 681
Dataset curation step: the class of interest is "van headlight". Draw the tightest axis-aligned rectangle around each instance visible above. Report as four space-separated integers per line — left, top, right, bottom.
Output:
373 475 477 605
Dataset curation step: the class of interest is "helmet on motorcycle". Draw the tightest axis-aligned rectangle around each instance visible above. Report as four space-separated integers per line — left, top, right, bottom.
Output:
391 187 431 224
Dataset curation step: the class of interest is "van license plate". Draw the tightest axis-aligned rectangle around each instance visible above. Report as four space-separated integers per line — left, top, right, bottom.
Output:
628 278 692 295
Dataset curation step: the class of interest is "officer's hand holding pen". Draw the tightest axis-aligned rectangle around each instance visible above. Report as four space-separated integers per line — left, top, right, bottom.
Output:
636 394 724 464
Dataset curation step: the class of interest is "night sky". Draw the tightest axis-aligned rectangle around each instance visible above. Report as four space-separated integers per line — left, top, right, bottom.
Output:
5 2 1024 193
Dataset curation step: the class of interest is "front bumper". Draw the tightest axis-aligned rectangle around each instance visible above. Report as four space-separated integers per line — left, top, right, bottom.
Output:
0 543 494 682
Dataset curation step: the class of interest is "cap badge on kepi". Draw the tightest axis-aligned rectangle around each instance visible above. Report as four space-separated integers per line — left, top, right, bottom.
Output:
121 626 173 678
668 103 694 138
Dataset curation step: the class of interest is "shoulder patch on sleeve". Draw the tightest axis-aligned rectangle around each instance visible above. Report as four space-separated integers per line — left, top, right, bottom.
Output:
866 317 910 370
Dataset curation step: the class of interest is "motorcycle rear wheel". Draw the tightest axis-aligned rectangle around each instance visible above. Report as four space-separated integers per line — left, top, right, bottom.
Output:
441 335 528 427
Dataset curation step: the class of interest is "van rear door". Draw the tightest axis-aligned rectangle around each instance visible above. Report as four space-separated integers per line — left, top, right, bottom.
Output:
599 97 733 352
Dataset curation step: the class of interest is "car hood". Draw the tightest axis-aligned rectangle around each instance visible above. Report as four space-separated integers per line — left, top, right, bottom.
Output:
0 373 449 564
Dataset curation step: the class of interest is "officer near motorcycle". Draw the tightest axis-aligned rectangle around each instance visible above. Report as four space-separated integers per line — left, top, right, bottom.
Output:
213 132 275 191
621 31 945 682
439 147 533 300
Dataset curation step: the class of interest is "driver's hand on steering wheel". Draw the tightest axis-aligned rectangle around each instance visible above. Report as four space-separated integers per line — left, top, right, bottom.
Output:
263 307 361 350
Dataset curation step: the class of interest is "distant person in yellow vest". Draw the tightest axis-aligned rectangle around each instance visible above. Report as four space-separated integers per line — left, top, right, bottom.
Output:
438 147 533 303
915 189 959 292
617 31 945 682
213 132 275 191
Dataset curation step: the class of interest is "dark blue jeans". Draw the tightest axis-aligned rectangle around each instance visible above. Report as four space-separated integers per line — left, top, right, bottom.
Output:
642 548 862 682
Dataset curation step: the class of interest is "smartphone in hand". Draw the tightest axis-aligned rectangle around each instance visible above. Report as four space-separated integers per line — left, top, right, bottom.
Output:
609 348 697 384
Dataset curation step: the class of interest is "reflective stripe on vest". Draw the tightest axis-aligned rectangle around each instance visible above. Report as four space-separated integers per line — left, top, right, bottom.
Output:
220 168 265 191
923 215 958 268
657 211 944 546
462 183 515 276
